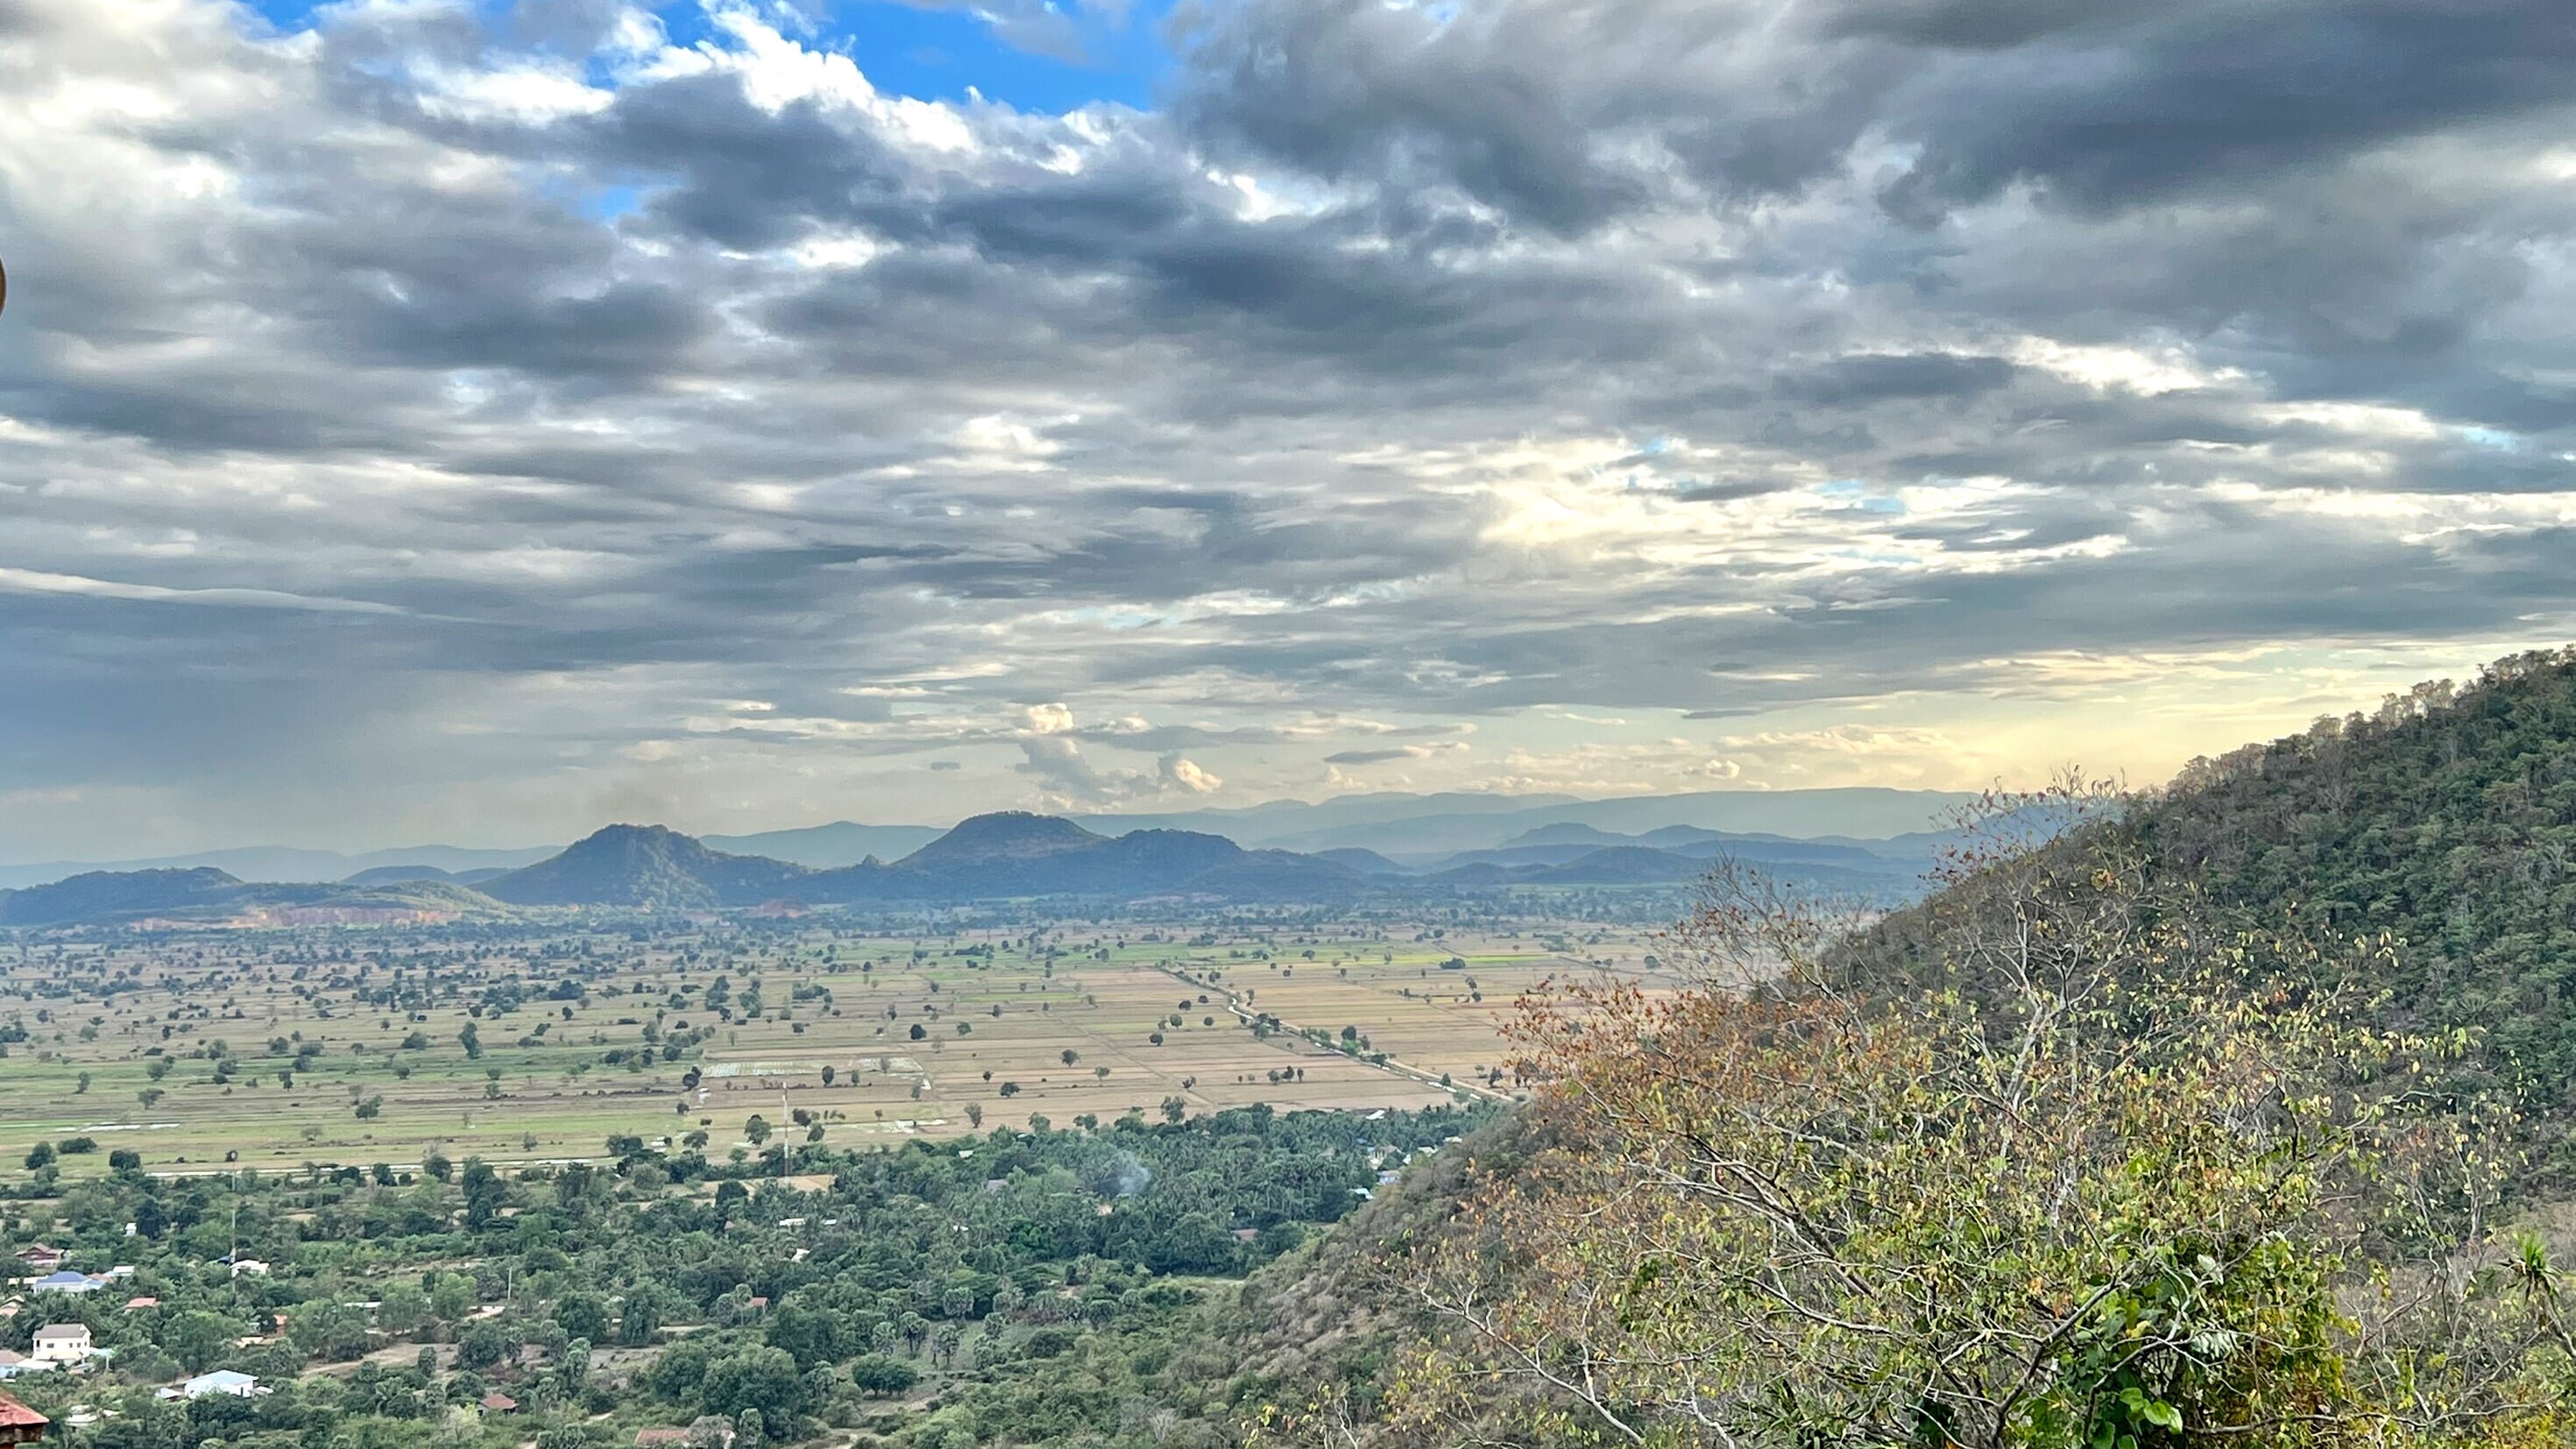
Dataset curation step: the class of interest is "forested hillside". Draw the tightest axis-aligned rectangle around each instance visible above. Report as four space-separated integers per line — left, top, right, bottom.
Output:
2138 649 2576 1105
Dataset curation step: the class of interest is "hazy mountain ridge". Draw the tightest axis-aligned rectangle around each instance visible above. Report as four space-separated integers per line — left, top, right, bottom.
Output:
0 788 1961 894
0 842 556 892
1082 785 1971 854
703 821 946 868
501 812 1934 908
0 809 1940 925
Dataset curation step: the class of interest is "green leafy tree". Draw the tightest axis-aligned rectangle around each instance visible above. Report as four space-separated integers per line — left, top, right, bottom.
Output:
554 1293 608 1344
697 1347 806 1423
429 1273 478 1322
848 1355 918 1396
159 1310 241 1372
377 1282 430 1335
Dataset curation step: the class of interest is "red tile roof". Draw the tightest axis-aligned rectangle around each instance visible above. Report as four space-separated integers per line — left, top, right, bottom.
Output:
0 1390 47 1430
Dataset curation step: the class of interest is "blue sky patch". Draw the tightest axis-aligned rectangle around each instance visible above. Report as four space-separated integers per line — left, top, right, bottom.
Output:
244 0 1174 114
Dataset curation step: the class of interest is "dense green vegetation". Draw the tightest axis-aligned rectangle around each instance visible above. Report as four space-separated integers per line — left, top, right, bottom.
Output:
1 1103 1489 1449
1837 650 2576 1147
2137 650 2576 1107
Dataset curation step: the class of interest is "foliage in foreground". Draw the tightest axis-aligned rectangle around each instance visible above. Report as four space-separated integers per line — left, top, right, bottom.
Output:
1306 792 2576 1449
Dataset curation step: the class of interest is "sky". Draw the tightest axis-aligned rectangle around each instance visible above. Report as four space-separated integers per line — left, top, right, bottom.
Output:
3 0 2575 859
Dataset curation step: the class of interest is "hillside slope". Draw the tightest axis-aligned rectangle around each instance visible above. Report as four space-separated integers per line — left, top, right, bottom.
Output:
0 866 251 926
1197 648 2576 1444
2131 650 2576 1099
1832 651 2576 1129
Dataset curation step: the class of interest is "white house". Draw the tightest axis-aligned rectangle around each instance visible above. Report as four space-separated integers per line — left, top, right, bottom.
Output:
0 1349 45 1380
160 1371 264 1401
228 1259 270 1278
29 1272 101 1296
32 1324 94 1364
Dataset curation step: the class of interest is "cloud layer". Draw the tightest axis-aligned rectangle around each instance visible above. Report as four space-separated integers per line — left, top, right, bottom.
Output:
3 0 2572 856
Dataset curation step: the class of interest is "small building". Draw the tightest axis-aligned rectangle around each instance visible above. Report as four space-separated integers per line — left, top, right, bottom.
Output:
124 1297 159 1311
32 1324 94 1364
29 1273 100 1297
0 1389 47 1446
0 1350 42 1381
228 1259 270 1278
478 1393 517 1413
11 1248 65 1273
160 1370 263 1400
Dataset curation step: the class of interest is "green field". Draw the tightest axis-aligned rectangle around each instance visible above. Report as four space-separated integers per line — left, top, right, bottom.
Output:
0 913 1676 1173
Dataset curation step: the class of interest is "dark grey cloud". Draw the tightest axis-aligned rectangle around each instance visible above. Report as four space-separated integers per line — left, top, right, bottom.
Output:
1773 353 2020 406
1 0 2572 857
1870 0 2576 217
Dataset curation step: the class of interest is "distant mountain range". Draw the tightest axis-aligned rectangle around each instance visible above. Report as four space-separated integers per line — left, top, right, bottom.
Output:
1077 786 1973 856
0 802 1952 928
0 843 556 893
0 787 1966 889
476 816 1372 910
